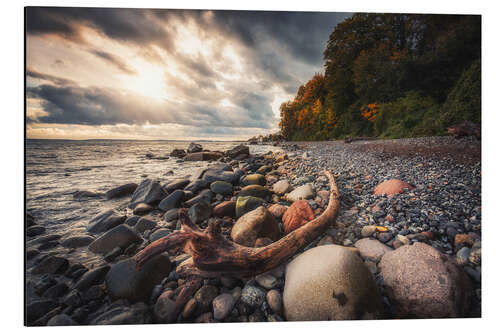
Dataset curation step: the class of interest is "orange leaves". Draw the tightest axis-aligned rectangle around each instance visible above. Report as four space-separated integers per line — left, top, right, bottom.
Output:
360 102 380 122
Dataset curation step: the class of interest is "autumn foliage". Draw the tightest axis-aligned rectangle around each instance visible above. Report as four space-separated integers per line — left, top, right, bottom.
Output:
279 13 481 140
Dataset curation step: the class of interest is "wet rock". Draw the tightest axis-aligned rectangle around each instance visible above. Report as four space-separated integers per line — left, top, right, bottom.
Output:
213 293 236 320
105 254 172 302
149 228 171 242
185 151 223 161
43 282 68 299
272 179 292 195
32 255 68 275
163 208 179 222
74 265 110 291
188 201 212 224
158 190 185 211
88 224 142 254
61 235 95 248
47 314 78 326
82 284 105 301
185 189 213 207
268 204 288 219
103 246 123 262
164 179 190 193
184 179 209 193
203 169 238 184
285 184 315 202
129 179 167 209
266 289 282 314
226 144 250 158
90 303 151 325
195 285 219 312
125 215 140 227
235 196 265 218
105 183 138 200
231 206 280 246
133 203 154 215
241 174 266 186
210 181 233 195
154 291 177 323
379 242 473 318
238 184 270 198
241 284 266 308
27 225 45 237
86 209 126 233
134 218 157 233
282 200 315 234
283 244 383 321
187 142 203 153
26 299 59 324
354 238 393 262
170 148 186 158
213 201 236 218
373 179 415 196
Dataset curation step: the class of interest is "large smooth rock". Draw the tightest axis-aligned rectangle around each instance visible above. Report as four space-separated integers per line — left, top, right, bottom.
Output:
238 184 270 198
105 183 138 200
184 179 209 193
61 235 95 248
235 196 265 218
226 144 249 158
213 201 236 218
158 190 185 211
129 179 167 208
163 208 179 222
185 189 213 207
90 303 152 325
268 204 288 219
203 169 238 184
188 201 212 224
379 242 473 318
284 245 383 321
185 152 223 161
272 179 292 195
32 255 69 275
134 218 157 233
105 254 172 302
231 206 280 247
133 203 154 215
354 238 393 262
241 174 266 186
88 224 142 254
87 209 126 233
149 228 171 242
164 179 190 193
373 179 415 196
282 200 314 234
187 142 203 153
213 293 236 320
74 265 110 291
285 184 315 202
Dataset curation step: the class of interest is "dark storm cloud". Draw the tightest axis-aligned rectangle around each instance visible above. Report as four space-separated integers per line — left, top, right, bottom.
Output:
26 7 350 131
26 68 75 86
88 49 137 75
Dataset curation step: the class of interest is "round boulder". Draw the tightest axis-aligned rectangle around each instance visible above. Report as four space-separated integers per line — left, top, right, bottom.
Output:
373 179 415 196
231 206 280 247
283 244 383 321
379 242 473 318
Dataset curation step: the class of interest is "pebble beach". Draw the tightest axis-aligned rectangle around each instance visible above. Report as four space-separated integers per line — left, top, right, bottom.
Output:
25 136 481 325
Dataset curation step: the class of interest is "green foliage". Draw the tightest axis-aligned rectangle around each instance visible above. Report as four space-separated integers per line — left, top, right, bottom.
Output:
279 13 481 141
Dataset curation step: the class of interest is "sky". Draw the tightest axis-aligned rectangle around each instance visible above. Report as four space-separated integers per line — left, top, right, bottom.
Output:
26 7 350 140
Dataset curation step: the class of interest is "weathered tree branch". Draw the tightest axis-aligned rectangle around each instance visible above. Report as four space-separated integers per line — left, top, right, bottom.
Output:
134 170 340 278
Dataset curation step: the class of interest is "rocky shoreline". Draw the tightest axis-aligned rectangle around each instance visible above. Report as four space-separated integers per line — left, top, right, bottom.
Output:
25 136 481 325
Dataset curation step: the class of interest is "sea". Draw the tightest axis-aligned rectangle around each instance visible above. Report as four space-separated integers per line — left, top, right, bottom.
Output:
26 139 282 270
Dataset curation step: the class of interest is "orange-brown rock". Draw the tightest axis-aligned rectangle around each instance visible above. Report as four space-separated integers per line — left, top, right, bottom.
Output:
282 200 315 234
213 201 236 218
373 179 415 196
454 234 474 247
268 204 288 219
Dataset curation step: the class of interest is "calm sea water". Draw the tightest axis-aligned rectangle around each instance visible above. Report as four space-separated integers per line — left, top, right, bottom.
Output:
26 139 282 268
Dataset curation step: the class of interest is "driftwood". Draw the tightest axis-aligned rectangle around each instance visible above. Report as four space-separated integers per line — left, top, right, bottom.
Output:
134 170 340 278
344 136 377 143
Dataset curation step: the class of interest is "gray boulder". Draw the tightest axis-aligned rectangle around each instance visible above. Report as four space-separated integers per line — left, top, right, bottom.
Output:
185 189 213 207
188 201 212 224
88 224 142 254
105 183 138 200
61 235 95 248
129 179 167 208
187 142 203 153
285 184 315 202
231 206 280 247
164 179 190 192
158 190 185 211
87 209 126 233
354 238 393 262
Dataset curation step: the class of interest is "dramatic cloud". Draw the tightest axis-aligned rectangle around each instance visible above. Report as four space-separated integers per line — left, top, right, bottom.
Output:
26 7 350 140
